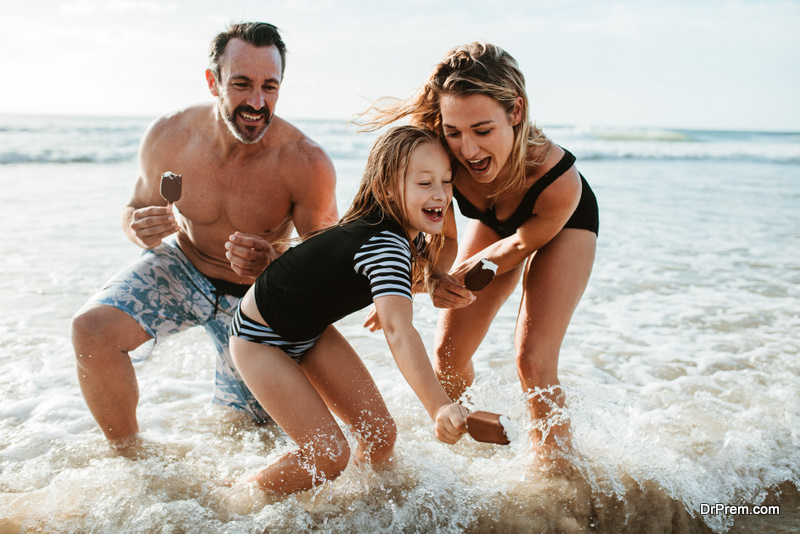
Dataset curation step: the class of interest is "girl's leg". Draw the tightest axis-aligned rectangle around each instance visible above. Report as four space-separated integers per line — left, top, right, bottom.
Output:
230 336 351 495
515 228 596 450
434 220 523 401
299 326 397 469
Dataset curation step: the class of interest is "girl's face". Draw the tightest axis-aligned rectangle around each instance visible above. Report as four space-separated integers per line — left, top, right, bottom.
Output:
440 93 522 184
398 142 452 238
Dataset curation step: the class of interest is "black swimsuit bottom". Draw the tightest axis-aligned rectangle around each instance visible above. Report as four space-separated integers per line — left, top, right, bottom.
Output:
452 147 599 238
208 277 251 298
174 241 251 303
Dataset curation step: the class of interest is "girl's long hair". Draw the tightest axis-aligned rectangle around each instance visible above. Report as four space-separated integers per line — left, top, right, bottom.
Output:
356 41 551 203
310 125 448 290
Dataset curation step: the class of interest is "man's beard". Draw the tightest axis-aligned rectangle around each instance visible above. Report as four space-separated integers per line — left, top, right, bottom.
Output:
219 100 273 144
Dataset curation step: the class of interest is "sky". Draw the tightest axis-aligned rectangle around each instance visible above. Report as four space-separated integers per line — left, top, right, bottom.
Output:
1 0 799 132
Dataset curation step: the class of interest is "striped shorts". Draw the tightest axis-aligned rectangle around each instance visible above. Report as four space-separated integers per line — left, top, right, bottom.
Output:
231 306 321 362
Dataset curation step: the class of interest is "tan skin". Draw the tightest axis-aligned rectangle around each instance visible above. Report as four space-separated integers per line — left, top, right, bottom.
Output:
429 93 596 452
230 143 466 495
362 203 470 331
71 40 338 446
232 295 466 495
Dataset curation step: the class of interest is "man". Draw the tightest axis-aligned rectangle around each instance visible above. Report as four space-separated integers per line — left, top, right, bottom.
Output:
72 22 338 448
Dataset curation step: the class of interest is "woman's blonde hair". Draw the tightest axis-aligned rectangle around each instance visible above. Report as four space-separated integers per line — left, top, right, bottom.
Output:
358 41 551 201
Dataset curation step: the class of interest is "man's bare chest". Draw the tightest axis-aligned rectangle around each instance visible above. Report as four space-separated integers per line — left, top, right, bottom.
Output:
172 161 293 234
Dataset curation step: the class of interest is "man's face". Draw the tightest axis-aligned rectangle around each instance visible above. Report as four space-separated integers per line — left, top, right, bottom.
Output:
209 40 283 144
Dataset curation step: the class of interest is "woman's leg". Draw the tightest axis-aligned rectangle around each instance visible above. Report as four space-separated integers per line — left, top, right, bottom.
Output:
299 326 397 469
230 336 352 495
434 221 523 401
515 228 596 450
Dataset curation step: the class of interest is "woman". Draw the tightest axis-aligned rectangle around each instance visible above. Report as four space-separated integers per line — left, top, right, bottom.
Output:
362 42 598 453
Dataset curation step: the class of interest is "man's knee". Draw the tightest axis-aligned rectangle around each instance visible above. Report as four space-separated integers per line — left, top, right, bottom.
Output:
73 305 112 347
72 306 99 347
72 305 149 361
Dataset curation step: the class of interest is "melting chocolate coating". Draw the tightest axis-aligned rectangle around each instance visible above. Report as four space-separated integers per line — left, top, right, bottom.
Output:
466 411 511 445
464 261 495 291
160 172 182 203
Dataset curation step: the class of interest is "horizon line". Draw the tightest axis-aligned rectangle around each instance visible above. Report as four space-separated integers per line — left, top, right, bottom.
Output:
0 111 798 135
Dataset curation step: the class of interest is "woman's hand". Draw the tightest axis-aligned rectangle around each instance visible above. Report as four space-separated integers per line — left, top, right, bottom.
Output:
447 255 485 286
427 272 475 309
364 272 475 329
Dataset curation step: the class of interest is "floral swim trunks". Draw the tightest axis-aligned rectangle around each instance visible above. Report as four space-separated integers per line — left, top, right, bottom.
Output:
85 237 270 423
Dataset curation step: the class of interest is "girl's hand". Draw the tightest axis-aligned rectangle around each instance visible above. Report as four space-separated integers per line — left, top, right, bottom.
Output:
434 403 468 444
363 306 382 331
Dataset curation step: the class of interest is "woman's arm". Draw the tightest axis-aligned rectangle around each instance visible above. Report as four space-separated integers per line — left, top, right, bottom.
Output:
373 295 467 444
431 203 460 273
412 203 460 294
421 204 475 307
450 167 582 281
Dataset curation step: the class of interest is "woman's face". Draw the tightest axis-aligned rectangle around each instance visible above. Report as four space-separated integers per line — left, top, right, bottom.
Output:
440 93 522 184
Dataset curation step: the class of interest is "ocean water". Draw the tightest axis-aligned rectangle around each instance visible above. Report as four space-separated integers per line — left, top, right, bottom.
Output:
0 115 798 533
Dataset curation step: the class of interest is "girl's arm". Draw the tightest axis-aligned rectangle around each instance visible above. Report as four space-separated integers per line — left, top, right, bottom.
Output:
373 295 467 444
363 206 471 332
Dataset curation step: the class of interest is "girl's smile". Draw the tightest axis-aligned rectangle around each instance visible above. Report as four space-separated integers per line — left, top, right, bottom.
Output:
401 142 452 237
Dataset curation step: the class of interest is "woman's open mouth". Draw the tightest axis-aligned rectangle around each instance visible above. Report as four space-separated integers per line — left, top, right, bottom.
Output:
467 157 491 174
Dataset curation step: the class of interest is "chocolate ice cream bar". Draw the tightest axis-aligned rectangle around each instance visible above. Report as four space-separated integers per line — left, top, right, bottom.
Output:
464 258 498 291
160 172 182 203
466 411 518 445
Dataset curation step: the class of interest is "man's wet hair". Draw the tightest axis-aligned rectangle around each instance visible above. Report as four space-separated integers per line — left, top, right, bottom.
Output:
209 22 287 79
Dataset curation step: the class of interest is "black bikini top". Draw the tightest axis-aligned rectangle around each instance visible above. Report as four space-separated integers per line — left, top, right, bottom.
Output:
452 148 577 238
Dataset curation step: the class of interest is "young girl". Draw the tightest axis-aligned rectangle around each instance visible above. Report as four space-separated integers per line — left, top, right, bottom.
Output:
229 125 467 496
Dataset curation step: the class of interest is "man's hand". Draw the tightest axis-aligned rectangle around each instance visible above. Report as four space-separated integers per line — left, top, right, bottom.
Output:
129 205 180 249
225 232 279 279
428 273 476 309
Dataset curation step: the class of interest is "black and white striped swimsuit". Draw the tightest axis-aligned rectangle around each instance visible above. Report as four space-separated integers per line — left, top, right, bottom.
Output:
231 213 425 359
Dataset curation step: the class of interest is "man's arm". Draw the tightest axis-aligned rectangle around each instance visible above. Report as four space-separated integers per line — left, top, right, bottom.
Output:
290 142 339 236
123 117 180 249
225 139 338 279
